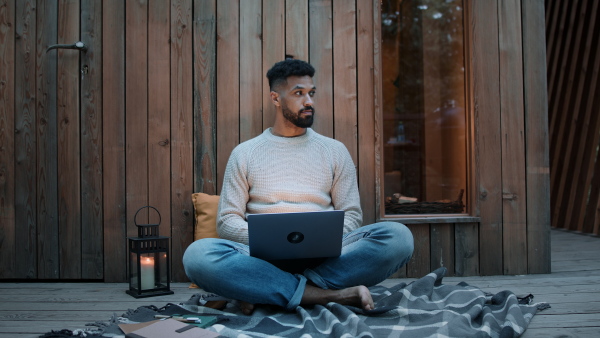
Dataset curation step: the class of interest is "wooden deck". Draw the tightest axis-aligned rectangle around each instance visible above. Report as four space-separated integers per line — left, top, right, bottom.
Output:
0 228 598 338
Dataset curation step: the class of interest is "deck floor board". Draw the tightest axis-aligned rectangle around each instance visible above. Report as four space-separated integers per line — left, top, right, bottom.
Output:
1 229 599 337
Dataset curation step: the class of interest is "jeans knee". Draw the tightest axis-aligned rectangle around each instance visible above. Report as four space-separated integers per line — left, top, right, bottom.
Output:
377 221 414 261
182 238 222 280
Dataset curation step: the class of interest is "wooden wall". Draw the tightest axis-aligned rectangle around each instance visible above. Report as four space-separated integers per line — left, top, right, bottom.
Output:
0 0 550 282
546 0 600 236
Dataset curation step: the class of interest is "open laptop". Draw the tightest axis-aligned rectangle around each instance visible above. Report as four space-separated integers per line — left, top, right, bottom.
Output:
247 210 345 260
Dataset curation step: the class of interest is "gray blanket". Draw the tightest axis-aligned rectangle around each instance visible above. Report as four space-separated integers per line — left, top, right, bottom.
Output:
53 267 548 338
140 268 548 338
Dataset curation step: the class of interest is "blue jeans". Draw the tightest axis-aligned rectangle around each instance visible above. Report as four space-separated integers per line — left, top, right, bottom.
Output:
183 221 413 311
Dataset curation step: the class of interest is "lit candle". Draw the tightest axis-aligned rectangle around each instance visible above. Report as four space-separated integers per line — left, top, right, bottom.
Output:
140 256 155 290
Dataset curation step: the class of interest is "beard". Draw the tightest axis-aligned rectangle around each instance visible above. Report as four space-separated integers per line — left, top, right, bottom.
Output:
282 105 315 128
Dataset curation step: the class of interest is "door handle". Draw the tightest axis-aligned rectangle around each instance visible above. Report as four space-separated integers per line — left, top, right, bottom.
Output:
46 41 88 53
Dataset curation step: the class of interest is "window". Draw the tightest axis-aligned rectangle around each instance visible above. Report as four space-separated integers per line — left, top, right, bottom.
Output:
381 0 468 215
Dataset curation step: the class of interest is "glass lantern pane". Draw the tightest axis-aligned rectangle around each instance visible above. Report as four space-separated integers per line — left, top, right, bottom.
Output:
382 0 467 215
158 251 168 287
129 251 139 289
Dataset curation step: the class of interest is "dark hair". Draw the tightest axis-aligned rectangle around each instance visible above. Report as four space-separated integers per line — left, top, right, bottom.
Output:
266 59 315 91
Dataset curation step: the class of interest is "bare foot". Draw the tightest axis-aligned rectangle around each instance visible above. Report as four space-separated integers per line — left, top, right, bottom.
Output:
204 300 228 310
338 285 374 311
240 301 255 315
301 284 374 311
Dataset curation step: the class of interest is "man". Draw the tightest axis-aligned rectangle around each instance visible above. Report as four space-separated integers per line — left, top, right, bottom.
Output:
183 59 413 315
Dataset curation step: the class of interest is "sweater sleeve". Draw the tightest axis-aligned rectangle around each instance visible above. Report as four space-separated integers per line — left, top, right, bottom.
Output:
216 146 251 244
330 143 363 233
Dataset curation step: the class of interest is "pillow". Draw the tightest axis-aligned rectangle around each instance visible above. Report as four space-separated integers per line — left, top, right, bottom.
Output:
191 192 220 241
190 193 220 289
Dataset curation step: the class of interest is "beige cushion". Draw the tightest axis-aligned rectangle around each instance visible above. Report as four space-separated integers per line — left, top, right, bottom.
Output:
192 192 220 241
190 193 220 289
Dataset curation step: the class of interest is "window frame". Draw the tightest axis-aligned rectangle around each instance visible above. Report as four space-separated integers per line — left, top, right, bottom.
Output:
375 0 478 223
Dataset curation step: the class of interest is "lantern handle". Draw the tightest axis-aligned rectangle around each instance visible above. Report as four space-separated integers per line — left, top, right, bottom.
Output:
134 206 161 227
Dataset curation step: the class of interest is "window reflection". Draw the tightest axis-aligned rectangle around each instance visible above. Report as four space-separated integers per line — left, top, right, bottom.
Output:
382 0 467 215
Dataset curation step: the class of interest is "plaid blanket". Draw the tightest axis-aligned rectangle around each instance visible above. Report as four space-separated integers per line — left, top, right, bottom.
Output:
44 268 548 338
158 267 548 337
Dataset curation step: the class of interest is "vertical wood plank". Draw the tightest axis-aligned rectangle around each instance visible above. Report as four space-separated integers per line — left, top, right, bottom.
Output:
36 0 59 279
430 224 455 276
333 0 357 161
216 0 239 192
171 0 194 282
262 0 285 130
239 0 263 142
149 0 171 238
194 0 217 195
522 0 551 274
285 0 308 61
80 0 103 279
308 0 333 137
406 224 430 278
0 0 16 278
125 0 148 238
102 0 127 282
471 0 503 275
455 222 479 277
15 0 37 279
356 0 376 224
498 0 527 275
57 0 81 279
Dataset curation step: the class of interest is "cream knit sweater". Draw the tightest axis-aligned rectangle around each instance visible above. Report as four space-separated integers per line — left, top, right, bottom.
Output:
216 128 363 245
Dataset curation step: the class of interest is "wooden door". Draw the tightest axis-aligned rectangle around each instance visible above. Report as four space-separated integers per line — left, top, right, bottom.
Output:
0 0 103 280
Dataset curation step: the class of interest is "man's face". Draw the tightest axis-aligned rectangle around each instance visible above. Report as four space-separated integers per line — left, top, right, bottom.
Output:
276 75 316 128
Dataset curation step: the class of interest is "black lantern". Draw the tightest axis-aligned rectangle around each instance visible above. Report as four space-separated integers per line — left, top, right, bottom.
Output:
126 206 174 298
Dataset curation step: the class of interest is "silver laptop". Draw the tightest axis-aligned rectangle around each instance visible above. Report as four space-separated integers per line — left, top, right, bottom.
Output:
247 210 345 260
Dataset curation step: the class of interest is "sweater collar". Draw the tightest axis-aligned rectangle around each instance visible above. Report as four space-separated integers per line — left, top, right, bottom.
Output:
265 127 314 143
